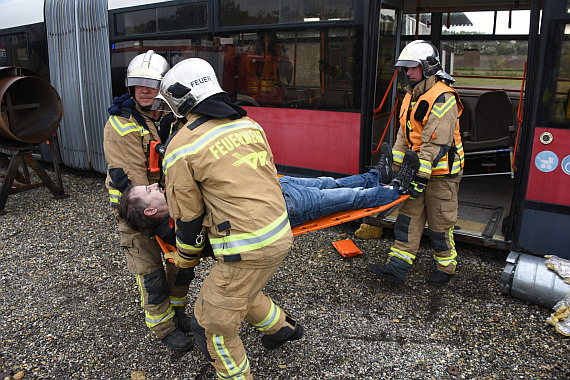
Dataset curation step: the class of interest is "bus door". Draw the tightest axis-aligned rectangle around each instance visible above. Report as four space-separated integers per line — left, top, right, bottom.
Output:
510 0 570 260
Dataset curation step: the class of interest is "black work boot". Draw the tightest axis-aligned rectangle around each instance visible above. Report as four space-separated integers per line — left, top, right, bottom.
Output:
368 257 412 284
174 308 193 335
390 150 420 193
261 320 304 350
429 270 453 287
161 328 192 352
375 142 393 185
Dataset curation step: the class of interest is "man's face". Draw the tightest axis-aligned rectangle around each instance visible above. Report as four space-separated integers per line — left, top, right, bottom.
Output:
134 86 159 108
405 64 423 83
130 183 167 216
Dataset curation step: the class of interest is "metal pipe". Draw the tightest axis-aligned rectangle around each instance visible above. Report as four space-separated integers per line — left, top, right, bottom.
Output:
499 251 570 309
0 73 62 144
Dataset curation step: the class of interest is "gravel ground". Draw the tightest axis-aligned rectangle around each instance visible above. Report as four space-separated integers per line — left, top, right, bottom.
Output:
1 165 569 380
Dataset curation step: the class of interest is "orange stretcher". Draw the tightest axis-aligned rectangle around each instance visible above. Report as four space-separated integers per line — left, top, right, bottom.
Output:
291 194 409 236
156 194 409 255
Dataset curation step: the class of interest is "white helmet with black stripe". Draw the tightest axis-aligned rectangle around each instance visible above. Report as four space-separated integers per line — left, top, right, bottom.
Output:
152 58 225 118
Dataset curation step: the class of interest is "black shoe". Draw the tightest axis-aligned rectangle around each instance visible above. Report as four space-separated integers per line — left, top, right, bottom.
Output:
390 150 420 193
162 328 192 352
375 142 393 185
368 263 405 284
429 270 453 287
174 308 193 335
368 257 411 284
261 322 304 350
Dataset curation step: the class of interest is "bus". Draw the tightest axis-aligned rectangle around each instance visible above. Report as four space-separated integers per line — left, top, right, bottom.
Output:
0 0 568 260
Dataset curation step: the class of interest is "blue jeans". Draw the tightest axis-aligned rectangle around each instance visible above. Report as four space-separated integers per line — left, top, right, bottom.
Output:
280 170 399 227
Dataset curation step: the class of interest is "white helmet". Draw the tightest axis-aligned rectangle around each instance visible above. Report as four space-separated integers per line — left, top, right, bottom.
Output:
125 50 170 90
395 40 454 83
152 58 224 118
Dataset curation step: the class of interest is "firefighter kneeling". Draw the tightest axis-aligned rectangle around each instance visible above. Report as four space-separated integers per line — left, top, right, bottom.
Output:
152 58 303 379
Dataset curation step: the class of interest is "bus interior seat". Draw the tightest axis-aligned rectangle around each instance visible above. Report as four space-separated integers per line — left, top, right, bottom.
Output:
463 90 516 177
459 100 473 141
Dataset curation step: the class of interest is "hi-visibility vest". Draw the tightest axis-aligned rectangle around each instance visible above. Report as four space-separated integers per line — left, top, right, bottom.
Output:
399 81 464 177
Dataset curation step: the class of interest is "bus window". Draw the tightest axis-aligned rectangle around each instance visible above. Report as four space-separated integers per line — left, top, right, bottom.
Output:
224 28 362 111
442 40 527 93
219 0 354 27
402 13 431 36
113 2 207 37
539 23 570 125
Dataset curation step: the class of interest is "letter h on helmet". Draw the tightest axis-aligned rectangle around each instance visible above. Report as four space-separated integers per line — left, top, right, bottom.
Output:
152 58 225 118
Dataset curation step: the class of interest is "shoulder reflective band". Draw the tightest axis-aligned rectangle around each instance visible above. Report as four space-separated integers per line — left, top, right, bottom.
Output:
110 115 149 136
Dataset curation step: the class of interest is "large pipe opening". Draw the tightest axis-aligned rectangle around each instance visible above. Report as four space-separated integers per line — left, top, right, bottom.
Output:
0 69 63 144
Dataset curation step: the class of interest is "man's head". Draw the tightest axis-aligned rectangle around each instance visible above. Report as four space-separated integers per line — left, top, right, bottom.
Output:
126 50 170 107
152 58 225 118
395 40 454 84
117 183 169 234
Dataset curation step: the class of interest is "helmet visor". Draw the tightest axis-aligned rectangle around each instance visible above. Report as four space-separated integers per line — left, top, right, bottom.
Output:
151 94 172 113
395 60 421 68
126 77 161 89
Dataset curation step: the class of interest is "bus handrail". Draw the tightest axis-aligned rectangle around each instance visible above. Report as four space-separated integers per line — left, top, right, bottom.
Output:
371 70 399 156
374 70 398 116
512 62 527 172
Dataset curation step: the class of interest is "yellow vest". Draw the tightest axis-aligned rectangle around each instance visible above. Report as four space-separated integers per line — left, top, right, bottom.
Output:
399 81 464 177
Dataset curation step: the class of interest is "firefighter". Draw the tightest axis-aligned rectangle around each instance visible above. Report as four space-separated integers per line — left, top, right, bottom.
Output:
152 58 303 379
368 40 464 287
103 50 195 352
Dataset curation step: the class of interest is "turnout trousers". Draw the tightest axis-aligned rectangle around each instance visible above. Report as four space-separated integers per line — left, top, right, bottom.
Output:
193 248 294 380
117 214 194 339
389 173 462 274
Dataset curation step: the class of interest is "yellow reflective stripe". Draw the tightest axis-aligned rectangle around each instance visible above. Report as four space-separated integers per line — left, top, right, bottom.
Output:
110 115 149 137
450 159 462 174
434 228 457 268
213 334 249 379
136 274 145 308
419 159 432 175
433 158 448 171
431 97 456 119
176 236 205 251
210 211 290 256
136 274 175 327
145 305 174 327
109 189 121 204
389 247 416 265
393 150 405 164
406 119 412 131
163 119 262 175
252 298 281 332
170 295 186 306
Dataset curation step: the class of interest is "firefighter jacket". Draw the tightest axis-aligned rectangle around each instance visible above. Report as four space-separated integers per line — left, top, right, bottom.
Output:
394 75 464 180
163 114 293 268
104 96 161 209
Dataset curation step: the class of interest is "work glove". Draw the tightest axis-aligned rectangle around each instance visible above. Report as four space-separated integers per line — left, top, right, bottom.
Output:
409 175 428 199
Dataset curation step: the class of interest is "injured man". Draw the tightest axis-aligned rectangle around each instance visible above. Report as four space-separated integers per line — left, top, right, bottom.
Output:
117 143 419 243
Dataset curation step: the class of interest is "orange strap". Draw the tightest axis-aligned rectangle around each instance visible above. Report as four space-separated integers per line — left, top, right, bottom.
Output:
155 235 175 263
